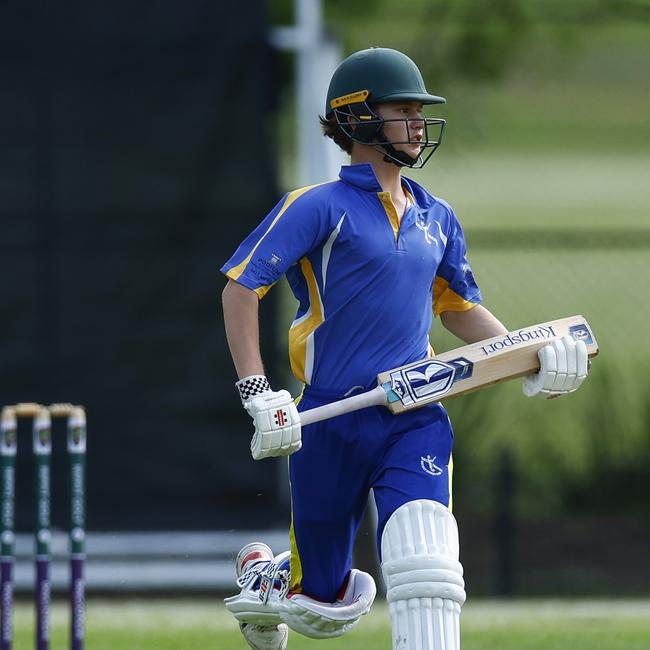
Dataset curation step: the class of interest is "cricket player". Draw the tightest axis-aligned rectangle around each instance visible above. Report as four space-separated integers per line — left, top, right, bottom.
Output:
221 47 589 650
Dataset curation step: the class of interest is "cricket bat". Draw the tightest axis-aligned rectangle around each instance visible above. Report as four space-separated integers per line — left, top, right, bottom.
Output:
300 315 598 426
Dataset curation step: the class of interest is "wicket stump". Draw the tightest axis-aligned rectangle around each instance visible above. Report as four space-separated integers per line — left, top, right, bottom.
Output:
1 403 87 650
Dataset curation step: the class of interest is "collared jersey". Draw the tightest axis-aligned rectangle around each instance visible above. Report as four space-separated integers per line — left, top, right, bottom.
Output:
221 163 481 391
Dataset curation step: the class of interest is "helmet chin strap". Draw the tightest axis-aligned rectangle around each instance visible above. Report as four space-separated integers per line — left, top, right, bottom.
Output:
376 128 419 168
381 144 418 167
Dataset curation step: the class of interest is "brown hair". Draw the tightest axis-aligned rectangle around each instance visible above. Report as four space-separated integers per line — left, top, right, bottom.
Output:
319 114 353 154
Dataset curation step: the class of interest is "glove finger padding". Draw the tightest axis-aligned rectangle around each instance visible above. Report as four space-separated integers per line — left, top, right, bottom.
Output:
574 338 589 389
562 336 578 391
522 336 589 399
550 337 569 392
562 336 588 392
248 390 302 461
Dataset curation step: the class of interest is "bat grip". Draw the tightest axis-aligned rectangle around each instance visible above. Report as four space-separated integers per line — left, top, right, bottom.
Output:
300 385 387 426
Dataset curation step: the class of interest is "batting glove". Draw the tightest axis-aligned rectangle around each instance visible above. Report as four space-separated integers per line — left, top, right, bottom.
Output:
235 375 302 461
522 335 589 399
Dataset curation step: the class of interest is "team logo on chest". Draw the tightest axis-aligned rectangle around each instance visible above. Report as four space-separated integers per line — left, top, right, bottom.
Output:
415 217 437 245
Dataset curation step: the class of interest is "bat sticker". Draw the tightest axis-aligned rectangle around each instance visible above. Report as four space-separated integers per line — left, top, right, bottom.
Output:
569 323 593 344
386 356 474 406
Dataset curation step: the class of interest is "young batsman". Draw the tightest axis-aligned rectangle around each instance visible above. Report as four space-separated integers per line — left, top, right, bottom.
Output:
221 47 589 650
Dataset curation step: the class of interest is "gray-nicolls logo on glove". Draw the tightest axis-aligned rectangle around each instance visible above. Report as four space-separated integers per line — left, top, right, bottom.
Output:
235 376 302 460
274 409 288 427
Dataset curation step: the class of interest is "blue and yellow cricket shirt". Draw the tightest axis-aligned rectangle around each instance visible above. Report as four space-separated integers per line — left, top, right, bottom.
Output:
221 163 481 392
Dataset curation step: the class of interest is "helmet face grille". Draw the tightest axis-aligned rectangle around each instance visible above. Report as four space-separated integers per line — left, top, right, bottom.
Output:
333 102 446 169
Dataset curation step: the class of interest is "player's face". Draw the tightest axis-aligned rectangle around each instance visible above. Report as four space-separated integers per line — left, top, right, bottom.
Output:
377 102 425 157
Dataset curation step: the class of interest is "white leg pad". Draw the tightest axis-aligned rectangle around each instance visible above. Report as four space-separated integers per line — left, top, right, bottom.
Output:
381 500 466 650
279 569 376 638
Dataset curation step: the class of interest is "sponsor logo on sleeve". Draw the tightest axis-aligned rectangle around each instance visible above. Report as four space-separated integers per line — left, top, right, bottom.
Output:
255 254 283 275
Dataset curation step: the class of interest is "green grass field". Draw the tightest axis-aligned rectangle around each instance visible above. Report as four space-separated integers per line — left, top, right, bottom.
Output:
11 598 650 649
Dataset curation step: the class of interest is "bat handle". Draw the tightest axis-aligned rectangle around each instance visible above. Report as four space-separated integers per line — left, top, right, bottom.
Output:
300 385 387 426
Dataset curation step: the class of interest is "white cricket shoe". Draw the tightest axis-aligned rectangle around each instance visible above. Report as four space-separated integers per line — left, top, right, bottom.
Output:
235 542 275 576
235 542 289 650
239 621 288 650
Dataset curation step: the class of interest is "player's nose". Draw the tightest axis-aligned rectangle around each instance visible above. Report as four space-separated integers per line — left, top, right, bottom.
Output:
409 114 424 130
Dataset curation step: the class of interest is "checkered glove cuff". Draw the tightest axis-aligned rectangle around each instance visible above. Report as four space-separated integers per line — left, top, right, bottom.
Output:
236 375 271 405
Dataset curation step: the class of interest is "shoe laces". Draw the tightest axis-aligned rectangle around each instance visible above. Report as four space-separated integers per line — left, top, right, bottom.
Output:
237 559 291 605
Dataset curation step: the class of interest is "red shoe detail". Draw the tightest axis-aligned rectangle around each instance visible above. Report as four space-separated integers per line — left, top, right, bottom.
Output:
241 550 267 572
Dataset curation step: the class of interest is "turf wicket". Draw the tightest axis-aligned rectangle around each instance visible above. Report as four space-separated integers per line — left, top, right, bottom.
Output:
0 403 87 650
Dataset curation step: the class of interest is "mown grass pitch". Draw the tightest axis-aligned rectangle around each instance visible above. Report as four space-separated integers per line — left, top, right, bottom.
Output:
9 598 650 649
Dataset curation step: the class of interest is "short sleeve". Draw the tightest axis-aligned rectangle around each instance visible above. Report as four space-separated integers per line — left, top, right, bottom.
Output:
433 207 482 316
220 185 329 298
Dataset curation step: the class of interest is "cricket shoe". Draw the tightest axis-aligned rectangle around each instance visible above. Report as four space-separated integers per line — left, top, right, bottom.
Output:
235 542 275 576
227 542 290 650
239 621 288 650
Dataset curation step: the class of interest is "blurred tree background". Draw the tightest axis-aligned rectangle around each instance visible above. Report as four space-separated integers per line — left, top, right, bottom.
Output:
270 0 650 594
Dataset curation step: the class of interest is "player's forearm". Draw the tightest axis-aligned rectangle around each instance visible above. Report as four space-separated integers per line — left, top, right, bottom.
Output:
440 305 508 344
222 279 265 379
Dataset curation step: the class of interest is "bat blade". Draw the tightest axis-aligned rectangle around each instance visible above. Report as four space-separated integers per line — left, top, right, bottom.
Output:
300 315 598 425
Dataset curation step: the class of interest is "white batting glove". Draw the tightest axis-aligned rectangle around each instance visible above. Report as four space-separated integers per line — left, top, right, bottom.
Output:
235 375 302 461
522 335 589 399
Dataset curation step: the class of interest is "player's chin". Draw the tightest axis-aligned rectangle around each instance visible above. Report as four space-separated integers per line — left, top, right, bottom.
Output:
399 143 423 158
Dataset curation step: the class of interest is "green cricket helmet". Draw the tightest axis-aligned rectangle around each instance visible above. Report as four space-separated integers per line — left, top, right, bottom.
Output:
325 47 446 168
